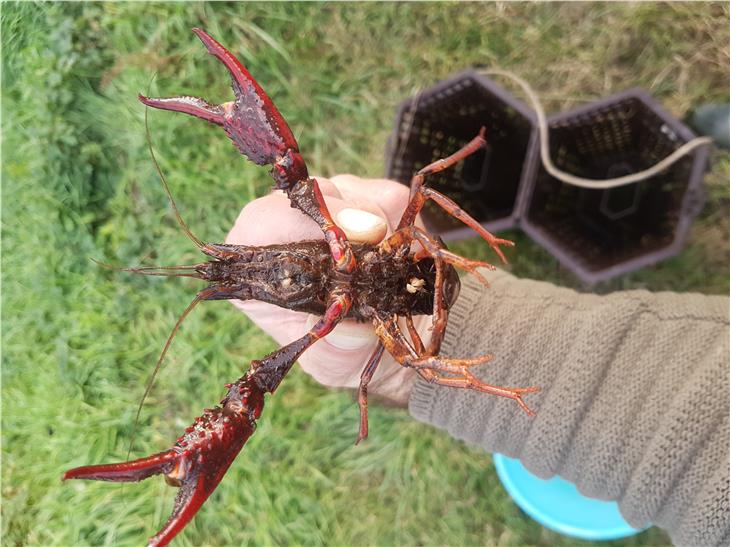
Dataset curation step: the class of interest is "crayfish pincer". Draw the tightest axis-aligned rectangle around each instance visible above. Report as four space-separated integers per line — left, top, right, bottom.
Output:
63 28 538 546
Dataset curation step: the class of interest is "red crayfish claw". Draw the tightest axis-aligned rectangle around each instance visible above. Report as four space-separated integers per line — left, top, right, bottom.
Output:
63 376 264 547
138 27 303 176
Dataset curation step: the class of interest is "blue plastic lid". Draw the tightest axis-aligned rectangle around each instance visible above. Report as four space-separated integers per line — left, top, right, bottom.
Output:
493 454 645 541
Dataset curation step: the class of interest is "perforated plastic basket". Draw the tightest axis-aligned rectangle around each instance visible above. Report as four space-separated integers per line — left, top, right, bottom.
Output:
385 70 539 240
518 88 710 283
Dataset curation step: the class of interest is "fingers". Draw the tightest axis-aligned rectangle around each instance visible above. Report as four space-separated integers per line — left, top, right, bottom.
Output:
230 300 311 348
314 177 344 200
329 175 429 233
227 191 324 246
298 315 423 404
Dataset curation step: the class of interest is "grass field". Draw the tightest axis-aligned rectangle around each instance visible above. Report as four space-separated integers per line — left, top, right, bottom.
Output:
2 3 729 546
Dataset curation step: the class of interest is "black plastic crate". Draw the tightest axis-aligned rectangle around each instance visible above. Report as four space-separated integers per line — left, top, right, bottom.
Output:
518 88 710 283
385 70 539 240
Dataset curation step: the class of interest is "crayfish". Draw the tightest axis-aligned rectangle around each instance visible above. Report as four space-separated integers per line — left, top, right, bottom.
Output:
64 28 538 546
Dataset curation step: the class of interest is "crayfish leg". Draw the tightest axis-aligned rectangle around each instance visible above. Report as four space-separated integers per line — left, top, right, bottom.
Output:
373 314 539 416
356 343 386 445
396 128 514 264
397 129 487 230
405 314 426 355
417 368 540 417
64 294 352 546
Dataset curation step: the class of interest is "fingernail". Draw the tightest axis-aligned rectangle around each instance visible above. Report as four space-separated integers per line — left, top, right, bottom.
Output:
336 208 387 244
305 315 377 350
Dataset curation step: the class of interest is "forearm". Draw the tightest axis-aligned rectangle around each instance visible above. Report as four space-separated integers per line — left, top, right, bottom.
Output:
409 270 730 546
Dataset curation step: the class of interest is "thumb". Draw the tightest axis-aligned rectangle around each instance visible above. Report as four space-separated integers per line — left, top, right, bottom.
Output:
335 207 388 245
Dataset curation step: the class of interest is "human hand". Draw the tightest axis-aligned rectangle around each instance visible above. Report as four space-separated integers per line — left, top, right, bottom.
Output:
226 175 430 407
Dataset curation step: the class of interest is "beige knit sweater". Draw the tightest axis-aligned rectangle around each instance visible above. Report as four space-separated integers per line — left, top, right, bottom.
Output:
409 270 730 546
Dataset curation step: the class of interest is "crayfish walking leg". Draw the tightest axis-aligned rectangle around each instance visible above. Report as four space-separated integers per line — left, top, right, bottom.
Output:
372 311 539 417
371 134 539 416
397 128 514 264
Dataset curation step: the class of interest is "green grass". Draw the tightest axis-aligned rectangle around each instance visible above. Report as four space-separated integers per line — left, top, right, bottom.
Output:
2 3 728 546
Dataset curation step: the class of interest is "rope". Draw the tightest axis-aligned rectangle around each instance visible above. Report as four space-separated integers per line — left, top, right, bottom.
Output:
479 69 713 190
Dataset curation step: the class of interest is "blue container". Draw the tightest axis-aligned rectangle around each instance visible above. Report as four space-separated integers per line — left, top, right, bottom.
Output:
493 454 646 541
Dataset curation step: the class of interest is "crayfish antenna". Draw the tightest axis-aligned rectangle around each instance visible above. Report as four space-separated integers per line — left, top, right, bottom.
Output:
143 105 206 250
127 287 216 461
91 258 207 279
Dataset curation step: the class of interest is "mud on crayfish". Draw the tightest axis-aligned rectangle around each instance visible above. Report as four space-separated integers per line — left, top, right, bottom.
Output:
63 28 539 546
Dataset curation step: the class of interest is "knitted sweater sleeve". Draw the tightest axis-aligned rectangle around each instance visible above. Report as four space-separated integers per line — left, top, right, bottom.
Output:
408 270 730 547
